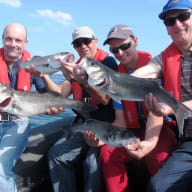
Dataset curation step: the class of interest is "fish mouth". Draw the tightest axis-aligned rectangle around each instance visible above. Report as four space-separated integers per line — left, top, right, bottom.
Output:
0 97 12 107
95 78 106 86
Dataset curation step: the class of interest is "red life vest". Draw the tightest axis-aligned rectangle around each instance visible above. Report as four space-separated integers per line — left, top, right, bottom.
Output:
72 48 108 104
162 43 181 100
118 51 152 128
0 48 31 91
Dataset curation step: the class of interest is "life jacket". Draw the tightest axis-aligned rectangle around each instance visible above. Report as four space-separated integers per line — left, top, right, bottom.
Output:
162 43 181 101
0 48 31 91
72 48 108 104
118 51 152 128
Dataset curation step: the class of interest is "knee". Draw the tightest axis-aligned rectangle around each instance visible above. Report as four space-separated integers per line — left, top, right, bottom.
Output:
48 145 57 162
147 176 164 192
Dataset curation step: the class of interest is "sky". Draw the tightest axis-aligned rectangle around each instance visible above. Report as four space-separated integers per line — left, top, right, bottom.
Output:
0 0 172 60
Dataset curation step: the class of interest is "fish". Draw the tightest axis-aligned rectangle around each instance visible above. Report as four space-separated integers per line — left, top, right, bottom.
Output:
79 57 192 136
0 83 97 117
16 52 75 74
71 119 139 147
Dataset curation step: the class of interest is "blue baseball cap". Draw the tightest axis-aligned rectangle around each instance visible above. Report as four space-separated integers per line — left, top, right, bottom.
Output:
159 0 192 20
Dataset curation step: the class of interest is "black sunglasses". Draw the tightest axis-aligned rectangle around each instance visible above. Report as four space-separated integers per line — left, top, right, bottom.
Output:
72 38 93 48
164 12 192 26
110 41 132 54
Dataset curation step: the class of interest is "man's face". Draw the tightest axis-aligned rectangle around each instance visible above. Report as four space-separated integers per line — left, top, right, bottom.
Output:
108 37 138 68
72 38 98 58
2 25 27 62
165 9 192 46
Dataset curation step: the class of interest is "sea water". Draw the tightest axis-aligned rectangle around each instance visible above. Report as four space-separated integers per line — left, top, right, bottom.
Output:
30 73 75 128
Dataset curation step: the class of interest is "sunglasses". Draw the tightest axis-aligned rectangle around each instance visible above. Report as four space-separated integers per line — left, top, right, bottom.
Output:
72 38 93 48
164 12 192 26
110 41 132 54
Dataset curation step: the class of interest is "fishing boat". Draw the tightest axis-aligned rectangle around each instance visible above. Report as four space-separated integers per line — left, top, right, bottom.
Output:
14 113 75 192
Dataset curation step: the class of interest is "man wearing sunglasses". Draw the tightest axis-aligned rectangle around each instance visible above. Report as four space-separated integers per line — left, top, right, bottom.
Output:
47 26 117 192
129 0 192 191
98 24 177 192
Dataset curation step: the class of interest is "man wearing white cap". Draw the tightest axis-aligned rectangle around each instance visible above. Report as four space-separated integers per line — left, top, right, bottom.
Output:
48 26 117 192
130 0 192 191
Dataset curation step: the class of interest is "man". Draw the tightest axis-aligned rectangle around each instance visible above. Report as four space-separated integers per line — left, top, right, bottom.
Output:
0 23 47 192
99 24 177 192
131 0 192 191
47 26 117 192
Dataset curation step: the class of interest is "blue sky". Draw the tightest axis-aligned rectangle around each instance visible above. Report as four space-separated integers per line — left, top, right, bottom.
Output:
0 0 171 60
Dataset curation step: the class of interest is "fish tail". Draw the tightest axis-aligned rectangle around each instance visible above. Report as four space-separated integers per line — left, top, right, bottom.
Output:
74 101 97 113
72 102 97 122
175 103 192 136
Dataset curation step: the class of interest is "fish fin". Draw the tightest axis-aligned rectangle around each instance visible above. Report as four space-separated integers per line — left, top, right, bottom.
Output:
175 103 192 136
48 59 62 69
106 144 114 150
31 56 42 60
71 109 86 125
112 97 121 104
75 102 97 113
72 102 97 121
14 61 22 70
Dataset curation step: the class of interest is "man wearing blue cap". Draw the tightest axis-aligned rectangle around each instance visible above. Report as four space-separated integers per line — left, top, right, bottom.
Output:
131 0 192 191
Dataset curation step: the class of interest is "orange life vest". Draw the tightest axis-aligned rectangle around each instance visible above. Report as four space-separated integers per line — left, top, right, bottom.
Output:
72 49 108 104
0 48 31 91
162 43 181 100
118 51 152 128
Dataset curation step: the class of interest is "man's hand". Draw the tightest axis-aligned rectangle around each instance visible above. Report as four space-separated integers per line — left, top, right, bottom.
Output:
84 130 104 147
145 93 174 116
125 140 156 159
61 62 76 80
45 107 64 115
73 65 88 85
25 65 44 78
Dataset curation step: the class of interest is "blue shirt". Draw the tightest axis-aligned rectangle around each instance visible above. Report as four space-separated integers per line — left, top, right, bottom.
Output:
8 64 47 93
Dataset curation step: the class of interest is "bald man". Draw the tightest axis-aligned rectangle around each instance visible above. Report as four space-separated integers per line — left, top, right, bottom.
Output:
0 23 47 192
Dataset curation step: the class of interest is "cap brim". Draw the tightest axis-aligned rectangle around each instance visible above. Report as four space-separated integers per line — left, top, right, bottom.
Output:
159 8 190 19
103 39 109 45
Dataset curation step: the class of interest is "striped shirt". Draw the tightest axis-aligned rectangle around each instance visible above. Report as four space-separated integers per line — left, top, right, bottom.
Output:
148 53 192 137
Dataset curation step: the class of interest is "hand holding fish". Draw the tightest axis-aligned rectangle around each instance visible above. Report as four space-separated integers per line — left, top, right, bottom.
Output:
25 65 44 78
61 62 88 84
16 52 75 75
125 140 156 160
45 106 64 115
84 130 105 147
145 93 174 116
72 65 88 85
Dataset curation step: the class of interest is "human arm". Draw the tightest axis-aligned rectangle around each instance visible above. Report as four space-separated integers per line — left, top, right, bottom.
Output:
131 55 162 79
63 57 117 105
26 65 72 97
125 112 164 159
112 109 127 128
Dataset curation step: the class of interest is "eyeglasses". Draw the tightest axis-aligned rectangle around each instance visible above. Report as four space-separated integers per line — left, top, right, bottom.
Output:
72 38 93 48
164 12 192 26
110 41 132 54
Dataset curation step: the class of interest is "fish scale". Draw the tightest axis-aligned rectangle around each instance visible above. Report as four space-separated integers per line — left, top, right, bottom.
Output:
79 57 192 136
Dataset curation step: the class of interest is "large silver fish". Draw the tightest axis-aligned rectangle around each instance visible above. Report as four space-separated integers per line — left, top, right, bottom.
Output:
0 83 96 117
79 57 192 136
16 52 75 74
72 119 139 147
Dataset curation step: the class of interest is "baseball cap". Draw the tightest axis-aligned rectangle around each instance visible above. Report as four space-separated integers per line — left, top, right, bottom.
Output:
72 26 96 43
103 24 134 45
159 0 192 20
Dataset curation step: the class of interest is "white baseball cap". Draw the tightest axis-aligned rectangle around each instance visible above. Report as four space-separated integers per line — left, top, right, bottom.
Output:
72 26 96 43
